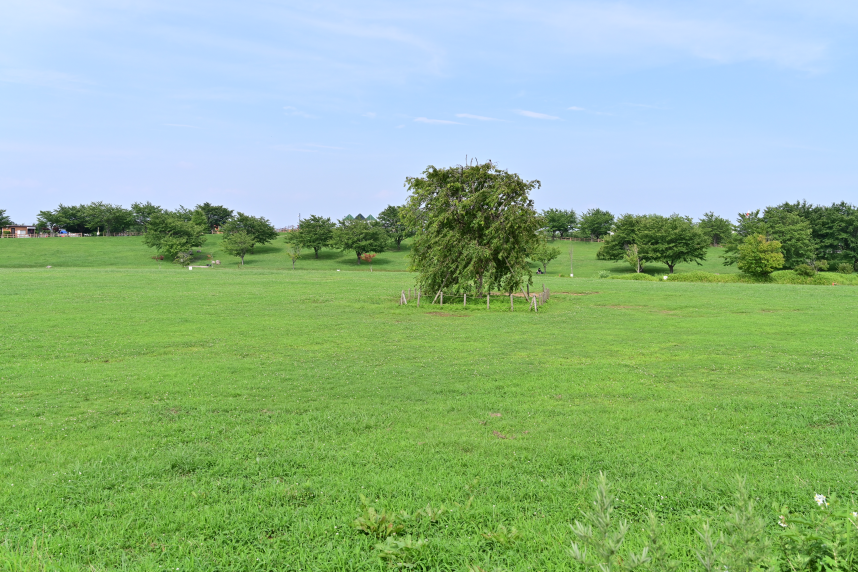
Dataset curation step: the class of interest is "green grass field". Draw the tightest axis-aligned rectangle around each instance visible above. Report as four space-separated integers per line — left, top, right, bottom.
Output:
1 238 857 570
0 235 742 277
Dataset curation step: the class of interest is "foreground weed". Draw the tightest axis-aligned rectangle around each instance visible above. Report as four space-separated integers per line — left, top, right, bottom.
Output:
375 535 428 569
778 494 858 571
570 472 650 571
481 524 520 546
415 503 448 523
719 478 773 572
354 495 407 539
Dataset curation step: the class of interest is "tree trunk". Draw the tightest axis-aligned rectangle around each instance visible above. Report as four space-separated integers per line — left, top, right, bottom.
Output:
240 253 245 265
314 247 320 259
668 263 675 274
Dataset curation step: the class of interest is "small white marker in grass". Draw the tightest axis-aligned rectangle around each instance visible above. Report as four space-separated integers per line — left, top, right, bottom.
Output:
663 276 668 280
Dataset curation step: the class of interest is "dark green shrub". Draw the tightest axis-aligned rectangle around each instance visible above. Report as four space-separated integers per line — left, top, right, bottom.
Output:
793 263 815 277
837 263 854 274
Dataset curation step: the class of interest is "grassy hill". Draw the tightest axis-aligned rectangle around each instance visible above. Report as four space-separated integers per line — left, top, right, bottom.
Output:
0 235 741 277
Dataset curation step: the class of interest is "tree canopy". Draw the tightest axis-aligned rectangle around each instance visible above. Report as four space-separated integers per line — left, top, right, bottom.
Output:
377 205 413 250
195 202 234 232
0 209 11 227
131 201 163 233
289 214 335 258
403 161 541 295
578 208 614 240
221 230 255 266
636 214 709 274
143 212 207 262
222 213 278 249
542 208 577 239
737 235 784 276
698 212 734 247
333 218 389 263
596 214 646 262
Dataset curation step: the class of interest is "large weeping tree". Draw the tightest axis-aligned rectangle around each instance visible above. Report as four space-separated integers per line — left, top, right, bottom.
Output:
403 161 541 296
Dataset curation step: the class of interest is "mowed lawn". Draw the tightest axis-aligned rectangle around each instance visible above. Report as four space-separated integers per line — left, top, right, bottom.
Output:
1 258 856 571
0 235 742 277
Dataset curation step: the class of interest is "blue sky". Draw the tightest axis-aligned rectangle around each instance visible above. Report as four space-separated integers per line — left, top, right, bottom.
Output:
2 0 856 226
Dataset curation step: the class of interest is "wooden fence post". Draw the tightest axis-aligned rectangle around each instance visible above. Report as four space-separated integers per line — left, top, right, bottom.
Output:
510 293 513 311
417 290 421 307
486 293 490 310
463 293 466 307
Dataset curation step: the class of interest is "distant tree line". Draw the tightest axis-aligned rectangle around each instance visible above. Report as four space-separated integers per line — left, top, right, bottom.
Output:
543 201 857 276
32 201 234 236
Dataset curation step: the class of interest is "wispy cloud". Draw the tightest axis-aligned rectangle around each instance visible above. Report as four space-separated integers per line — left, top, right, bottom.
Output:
362 112 376 118
414 117 463 125
456 113 502 121
164 123 198 128
568 106 612 116
305 143 345 150
516 110 560 120
283 106 314 118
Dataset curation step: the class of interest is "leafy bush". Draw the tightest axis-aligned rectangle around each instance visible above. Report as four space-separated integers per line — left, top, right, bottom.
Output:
737 234 784 277
815 259 829 271
666 272 739 283
793 263 816 277
837 263 854 274
598 270 611 279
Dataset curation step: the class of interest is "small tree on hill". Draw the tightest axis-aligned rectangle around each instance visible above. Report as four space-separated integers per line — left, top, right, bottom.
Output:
333 218 389 264
637 214 709 274
737 235 784 277
0 209 12 228
698 212 734 247
195 202 234 232
221 230 255 266
531 242 561 273
578 208 614 240
597 214 646 262
542 208 577 239
378 205 413 250
222 212 278 252
291 214 335 258
285 244 301 269
130 201 163 233
360 252 377 271
143 212 207 262
624 244 645 273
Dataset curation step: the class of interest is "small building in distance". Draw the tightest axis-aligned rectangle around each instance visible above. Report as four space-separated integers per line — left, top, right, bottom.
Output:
1 224 36 237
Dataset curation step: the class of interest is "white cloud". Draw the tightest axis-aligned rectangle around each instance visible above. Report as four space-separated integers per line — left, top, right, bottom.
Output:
568 106 612 116
283 106 314 118
362 112 376 118
456 113 502 121
414 117 463 125
516 110 560 120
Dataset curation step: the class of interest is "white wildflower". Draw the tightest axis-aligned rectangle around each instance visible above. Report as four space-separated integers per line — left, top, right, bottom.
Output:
814 494 828 507
778 515 787 528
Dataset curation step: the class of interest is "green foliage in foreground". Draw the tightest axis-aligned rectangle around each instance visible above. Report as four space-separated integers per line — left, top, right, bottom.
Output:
1 268 857 570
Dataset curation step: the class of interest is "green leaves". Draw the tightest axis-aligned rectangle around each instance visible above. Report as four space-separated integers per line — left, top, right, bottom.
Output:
142 212 208 262
290 214 335 258
333 218 389 262
736 235 784 277
403 161 541 295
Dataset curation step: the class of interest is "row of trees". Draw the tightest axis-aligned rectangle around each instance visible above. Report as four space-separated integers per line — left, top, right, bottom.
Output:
142 207 277 264
32 201 235 235
586 202 857 275
285 206 413 264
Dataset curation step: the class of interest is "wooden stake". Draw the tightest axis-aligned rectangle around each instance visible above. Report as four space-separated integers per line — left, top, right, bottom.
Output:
440 291 443 307
510 293 514 311
486 293 490 310
463 293 466 307
417 290 421 307
432 289 442 304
